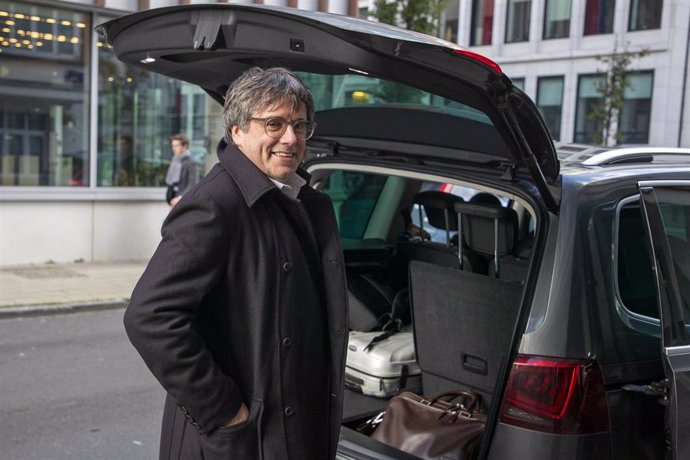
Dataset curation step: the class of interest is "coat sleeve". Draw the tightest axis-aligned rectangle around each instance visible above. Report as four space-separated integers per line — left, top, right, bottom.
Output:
124 186 242 434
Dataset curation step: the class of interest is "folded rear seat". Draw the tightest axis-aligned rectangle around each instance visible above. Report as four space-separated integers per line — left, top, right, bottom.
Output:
409 260 522 405
409 201 525 404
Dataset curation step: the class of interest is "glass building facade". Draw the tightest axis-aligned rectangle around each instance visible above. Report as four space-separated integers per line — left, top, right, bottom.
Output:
0 1 221 189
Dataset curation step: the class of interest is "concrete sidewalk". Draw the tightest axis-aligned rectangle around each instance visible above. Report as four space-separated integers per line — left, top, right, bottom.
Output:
0 261 147 317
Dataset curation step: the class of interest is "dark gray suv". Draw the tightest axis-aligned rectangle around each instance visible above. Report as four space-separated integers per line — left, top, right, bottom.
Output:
100 5 690 459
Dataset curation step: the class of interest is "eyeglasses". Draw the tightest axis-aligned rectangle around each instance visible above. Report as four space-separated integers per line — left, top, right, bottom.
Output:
251 117 316 141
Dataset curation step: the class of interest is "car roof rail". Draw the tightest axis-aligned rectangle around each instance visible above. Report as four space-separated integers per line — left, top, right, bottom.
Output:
582 147 690 166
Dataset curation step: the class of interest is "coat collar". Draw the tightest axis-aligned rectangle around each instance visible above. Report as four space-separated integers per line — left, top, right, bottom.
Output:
216 139 312 207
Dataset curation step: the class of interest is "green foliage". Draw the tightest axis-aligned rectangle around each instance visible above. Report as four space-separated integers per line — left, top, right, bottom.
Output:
371 0 448 36
369 0 449 104
588 46 649 146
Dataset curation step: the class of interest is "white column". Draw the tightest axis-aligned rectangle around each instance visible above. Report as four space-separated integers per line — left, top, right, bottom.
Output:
298 0 319 11
327 0 349 15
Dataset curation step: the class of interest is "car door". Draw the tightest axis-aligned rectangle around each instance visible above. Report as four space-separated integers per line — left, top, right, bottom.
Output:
638 181 690 460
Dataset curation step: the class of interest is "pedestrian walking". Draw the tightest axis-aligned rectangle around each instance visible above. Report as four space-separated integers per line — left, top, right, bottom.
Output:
165 133 198 207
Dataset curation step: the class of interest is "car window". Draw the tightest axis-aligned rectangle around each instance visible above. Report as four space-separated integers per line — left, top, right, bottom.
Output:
617 199 659 320
297 72 492 125
655 196 690 333
321 170 388 239
412 182 509 243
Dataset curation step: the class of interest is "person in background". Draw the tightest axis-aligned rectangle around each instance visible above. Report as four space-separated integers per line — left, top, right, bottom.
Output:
165 133 198 206
124 67 348 460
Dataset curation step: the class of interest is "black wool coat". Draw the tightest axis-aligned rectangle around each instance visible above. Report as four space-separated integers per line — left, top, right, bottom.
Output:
124 141 349 460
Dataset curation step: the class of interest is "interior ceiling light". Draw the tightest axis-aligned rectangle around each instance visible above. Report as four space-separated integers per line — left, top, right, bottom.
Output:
140 56 156 64
348 67 369 76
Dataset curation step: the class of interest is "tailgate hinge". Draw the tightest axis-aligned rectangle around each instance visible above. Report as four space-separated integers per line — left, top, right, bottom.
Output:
193 10 227 51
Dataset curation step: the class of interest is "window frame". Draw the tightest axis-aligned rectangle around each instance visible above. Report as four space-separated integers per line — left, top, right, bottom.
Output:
536 75 564 140
619 70 654 145
583 0 615 35
469 0 494 46
542 0 571 40
628 0 663 32
505 0 532 43
613 195 661 336
574 73 605 144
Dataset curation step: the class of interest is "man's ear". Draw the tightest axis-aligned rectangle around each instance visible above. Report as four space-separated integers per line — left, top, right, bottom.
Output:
230 125 243 145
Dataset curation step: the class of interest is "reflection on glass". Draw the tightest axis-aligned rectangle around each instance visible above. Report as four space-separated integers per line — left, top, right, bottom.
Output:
0 1 89 186
574 74 605 144
543 0 570 39
96 16 219 187
619 72 653 144
629 0 663 31
505 0 531 43
470 0 494 46
584 0 614 35
537 76 564 140
296 72 492 125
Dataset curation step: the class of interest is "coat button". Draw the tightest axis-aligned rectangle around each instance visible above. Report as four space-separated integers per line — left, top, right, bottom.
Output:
282 262 292 272
284 406 294 417
282 337 292 347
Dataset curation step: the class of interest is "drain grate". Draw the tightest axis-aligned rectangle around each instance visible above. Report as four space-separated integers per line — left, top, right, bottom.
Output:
3 266 87 279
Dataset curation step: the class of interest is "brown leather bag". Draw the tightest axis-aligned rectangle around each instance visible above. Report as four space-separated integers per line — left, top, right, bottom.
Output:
370 390 485 460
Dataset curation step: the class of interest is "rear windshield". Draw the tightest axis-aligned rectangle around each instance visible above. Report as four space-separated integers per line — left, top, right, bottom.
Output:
296 72 493 125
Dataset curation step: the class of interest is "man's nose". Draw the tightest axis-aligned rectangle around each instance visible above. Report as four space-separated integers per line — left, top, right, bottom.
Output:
279 123 299 144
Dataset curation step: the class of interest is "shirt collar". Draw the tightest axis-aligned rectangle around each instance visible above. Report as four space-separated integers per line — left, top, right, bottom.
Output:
268 174 306 200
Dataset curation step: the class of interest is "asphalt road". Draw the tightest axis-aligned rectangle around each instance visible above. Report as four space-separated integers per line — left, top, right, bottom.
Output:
0 308 164 460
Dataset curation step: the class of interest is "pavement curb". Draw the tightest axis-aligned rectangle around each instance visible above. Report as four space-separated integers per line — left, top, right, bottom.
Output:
0 300 128 319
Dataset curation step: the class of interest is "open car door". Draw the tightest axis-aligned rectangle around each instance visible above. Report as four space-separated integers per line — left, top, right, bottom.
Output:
638 181 690 460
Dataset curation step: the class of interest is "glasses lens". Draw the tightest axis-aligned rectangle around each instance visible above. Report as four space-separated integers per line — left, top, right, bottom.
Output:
264 118 286 136
294 121 316 140
260 118 316 140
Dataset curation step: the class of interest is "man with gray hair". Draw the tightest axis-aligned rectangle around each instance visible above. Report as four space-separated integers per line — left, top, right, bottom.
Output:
124 67 348 460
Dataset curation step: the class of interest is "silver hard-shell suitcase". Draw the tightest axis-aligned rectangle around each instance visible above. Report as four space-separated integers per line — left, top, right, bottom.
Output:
345 330 422 398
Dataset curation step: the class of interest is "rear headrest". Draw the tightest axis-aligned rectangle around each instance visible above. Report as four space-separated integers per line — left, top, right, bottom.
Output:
454 202 518 256
413 191 463 231
469 192 502 206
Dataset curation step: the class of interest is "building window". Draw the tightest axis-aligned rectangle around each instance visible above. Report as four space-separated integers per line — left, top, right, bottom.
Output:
543 0 571 39
575 72 653 145
96 16 219 187
0 2 90 187
470 0 493 46
619 72 653 144
442 0 459 43
537 76 564 140
505 0 531 43
629 0 662 31
574 74 605 144
584 0 615 35
444 19 458 43
512 78 525 90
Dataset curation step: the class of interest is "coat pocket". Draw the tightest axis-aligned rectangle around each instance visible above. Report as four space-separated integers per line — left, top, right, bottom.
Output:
200 397 264 460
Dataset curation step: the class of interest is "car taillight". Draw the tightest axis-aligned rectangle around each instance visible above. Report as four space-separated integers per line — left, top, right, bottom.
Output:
500 355 610 434
451 49 503 75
